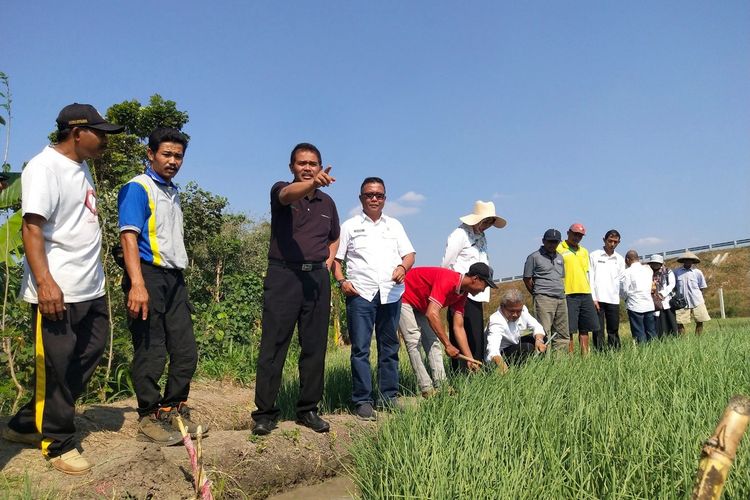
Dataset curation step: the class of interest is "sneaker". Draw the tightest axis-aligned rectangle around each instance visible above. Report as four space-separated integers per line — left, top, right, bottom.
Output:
48 449 92 475
167 403 210 438
1 426 42 447
295 411 330 433
137 412 183 446
354 402 377 421
376 398 405 413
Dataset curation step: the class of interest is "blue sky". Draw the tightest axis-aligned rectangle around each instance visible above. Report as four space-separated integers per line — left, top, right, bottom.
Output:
4 1 748 278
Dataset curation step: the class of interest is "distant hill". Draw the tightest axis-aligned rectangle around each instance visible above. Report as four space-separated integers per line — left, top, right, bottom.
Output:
488 246 750 318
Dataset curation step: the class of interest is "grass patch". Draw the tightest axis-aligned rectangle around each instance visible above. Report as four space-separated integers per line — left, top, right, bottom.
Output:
349 319 750 499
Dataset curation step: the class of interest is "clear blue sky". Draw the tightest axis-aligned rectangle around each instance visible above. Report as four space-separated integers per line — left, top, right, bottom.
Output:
4 1 749 278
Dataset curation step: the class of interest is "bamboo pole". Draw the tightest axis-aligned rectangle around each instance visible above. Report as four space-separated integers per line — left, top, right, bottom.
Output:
691 395 750 500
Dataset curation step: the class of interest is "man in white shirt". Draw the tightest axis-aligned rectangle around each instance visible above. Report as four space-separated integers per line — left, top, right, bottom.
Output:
620 250 656 343
589 230 625 350
485 289 546 373
333 177 415 420
673 251 710 335
2 104 123 475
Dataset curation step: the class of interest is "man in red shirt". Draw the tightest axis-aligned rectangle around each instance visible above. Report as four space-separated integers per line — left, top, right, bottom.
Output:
399 262 495 397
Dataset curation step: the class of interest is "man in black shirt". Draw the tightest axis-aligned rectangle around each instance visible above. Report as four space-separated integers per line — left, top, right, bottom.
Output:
252 143 340 435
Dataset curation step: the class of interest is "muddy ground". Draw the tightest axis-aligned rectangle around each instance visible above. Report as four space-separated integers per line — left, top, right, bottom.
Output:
0 381 375 499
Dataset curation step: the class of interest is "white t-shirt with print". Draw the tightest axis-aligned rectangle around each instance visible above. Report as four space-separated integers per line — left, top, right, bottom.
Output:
20 146 105 303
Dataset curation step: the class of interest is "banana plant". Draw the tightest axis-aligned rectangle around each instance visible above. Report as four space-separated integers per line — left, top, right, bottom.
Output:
0 172 21 264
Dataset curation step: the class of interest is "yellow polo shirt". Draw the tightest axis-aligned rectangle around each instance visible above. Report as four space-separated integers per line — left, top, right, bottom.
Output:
557 241 591 294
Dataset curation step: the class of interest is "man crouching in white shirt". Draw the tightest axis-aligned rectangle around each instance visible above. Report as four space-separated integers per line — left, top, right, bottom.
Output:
485 289 546 373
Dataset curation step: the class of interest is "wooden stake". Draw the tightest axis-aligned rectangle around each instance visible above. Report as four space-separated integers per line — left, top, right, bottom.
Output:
457 353 482 366
691 395 750 500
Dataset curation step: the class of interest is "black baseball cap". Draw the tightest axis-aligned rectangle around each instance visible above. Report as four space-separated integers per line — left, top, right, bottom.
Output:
466 262 497 289
543 229 562 241
56 103 124 133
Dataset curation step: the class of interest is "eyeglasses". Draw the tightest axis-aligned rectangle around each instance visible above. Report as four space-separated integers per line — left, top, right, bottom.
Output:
361 192 386 200
295 160 320 167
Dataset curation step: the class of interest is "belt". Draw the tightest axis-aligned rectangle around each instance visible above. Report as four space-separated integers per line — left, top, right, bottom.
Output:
269 259 326 271
140 259 183 274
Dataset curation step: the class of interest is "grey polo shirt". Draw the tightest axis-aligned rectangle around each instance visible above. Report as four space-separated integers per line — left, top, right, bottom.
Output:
523 247 565 298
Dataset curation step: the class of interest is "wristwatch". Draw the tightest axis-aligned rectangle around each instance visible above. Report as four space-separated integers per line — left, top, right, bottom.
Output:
335 279 347 288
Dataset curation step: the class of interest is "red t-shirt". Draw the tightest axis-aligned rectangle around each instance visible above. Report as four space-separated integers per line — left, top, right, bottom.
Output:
401 267 467 315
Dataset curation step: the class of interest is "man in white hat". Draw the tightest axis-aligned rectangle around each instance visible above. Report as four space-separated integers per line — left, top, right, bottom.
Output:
647 254 677 336
673 251 710 335
442 200 506 371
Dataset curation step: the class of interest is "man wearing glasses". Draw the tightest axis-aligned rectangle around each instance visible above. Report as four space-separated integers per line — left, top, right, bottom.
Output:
333 177 415 420
252 143 340 435
2 104 123 474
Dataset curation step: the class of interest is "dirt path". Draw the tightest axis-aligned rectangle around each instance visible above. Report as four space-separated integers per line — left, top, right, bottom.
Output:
0 381 374 499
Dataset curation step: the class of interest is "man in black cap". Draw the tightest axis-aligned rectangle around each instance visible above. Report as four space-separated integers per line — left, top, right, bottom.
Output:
523 229 569 351
1 104 122 475
398 263 494 396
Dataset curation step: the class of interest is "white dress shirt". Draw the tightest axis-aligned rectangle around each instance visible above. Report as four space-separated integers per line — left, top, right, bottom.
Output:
620 262 654 313
485 305 545 362
589 249 625 304
336 212 415 303
442 224 490 302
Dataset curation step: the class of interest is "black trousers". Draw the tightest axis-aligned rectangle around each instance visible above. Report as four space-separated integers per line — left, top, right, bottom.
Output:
657 308 678 337
593 302 621 349
447 298 485 373
125 264 197 416
9 298 108 457
502 336 537 365
252 264 330 421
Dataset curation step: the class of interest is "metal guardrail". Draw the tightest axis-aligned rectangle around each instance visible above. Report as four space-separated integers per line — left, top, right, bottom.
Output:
495 237 750 284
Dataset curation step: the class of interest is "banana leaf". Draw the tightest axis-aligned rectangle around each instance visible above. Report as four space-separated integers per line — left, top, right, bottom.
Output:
0 172 21 209
0 210 23 264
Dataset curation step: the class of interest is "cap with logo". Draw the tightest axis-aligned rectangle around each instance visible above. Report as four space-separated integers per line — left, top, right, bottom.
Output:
568 223 586 235
466 262 497 289
56 103 124 133
543 228 562 241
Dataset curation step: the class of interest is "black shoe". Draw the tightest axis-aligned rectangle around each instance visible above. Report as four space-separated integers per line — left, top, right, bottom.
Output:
295 411 330 433
252 419 276 436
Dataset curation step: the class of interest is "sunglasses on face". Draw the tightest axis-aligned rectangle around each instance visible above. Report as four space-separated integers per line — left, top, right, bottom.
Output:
361 192 386 200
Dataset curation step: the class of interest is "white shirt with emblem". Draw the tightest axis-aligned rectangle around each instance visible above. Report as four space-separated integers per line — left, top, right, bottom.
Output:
589 249 625 304
336 212 415 304
19 146 105 303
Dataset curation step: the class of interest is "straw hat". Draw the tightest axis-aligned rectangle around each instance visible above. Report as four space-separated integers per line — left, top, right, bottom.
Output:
459 201 507 228
676 251 701 263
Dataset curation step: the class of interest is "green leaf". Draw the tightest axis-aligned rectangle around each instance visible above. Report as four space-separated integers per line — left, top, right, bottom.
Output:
0 172 21 209
0 210 23 264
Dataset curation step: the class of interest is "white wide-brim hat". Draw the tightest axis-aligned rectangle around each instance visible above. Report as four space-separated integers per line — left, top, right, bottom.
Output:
459 201 507 228
647 254 664 264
